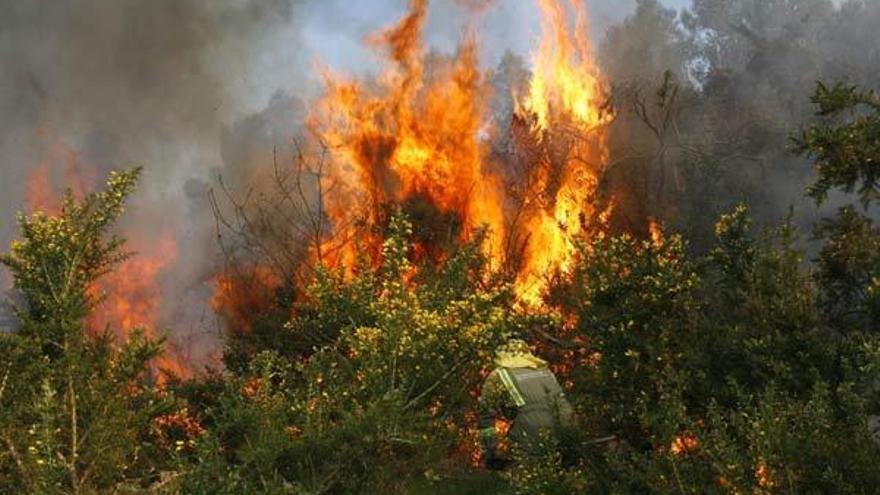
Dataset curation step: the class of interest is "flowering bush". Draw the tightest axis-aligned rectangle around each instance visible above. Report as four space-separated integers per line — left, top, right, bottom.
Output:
171 213 535 493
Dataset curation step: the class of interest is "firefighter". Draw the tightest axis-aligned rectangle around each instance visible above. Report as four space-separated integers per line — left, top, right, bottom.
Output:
478 339 575 469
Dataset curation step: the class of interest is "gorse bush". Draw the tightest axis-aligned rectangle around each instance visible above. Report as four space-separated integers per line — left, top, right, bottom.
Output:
169 213 531 494
553 205 880 494
0 168 168 494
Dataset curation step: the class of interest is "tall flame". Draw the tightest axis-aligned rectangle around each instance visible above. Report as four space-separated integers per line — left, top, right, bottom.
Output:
523 0 611 134
513 0 614 304
312 0 506 268
88 232 190 380
309 0 613 305
185 0 622 336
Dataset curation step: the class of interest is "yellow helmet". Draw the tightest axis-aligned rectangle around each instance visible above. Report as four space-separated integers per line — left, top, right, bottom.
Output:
496 339 531 359
495 339 546 368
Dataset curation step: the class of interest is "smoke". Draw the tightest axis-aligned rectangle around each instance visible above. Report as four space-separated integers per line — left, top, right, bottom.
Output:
2 0 876 352
0 0 300 209
595 0 879 254
0 0 305 352
297 0 690 74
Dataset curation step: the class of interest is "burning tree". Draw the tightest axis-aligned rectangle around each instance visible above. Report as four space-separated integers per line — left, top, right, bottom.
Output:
507 0 616 304
210 0 625 346
302 0 618 308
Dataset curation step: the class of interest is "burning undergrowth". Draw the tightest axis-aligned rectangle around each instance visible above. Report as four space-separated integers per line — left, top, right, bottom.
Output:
13 0 637 372
313 0 616 302
213 0 625 339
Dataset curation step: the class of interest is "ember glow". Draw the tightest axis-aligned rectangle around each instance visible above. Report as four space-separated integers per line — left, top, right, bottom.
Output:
24 142 190 380
88 232 191 379
312 0 614 305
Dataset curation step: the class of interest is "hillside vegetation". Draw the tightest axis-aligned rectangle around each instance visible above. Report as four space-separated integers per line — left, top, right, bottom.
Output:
1 81 880 494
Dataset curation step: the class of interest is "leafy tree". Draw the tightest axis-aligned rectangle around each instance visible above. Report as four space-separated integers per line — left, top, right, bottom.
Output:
814 207 880 335
0 168 167 494
795 82 880 337
795 82 880 207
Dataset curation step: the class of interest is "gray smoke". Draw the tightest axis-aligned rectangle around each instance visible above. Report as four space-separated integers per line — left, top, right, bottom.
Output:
594 0 879 253
0 0 305 356
297 0 690 73
2 0 873 356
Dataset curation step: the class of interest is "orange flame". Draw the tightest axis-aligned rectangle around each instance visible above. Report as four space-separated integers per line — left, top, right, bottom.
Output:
670 432 699 455
522 0 612 134
24 135 189 380
89 232 190 380
211 265 282 335
513 0 614 305
649 218 665 247
26 137 96 215
89 234 176 333
308 0 614 306
313 0 506 268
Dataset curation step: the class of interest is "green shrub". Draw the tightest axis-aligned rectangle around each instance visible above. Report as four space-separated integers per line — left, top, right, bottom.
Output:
0 169 168 494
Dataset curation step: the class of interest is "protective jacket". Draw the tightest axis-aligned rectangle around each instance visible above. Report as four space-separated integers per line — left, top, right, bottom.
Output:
478 344 574 467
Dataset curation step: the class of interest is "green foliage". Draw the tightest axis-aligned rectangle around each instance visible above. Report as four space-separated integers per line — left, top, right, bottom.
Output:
795 82 880 340
537 203 880 494
171 213 525 493
559 230 699 448
501 450 590 495
2 169 140 347
0 168 167 494
814 207 880 335
702 207 834 402
795 82 880 207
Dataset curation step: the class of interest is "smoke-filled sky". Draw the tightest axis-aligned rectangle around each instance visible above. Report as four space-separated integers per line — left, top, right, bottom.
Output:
0 2 686 263
300 0 689 74
0 0 690 243
0 0 742 352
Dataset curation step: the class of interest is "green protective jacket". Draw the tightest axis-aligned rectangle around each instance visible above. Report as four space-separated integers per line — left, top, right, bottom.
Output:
478 355 575 463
